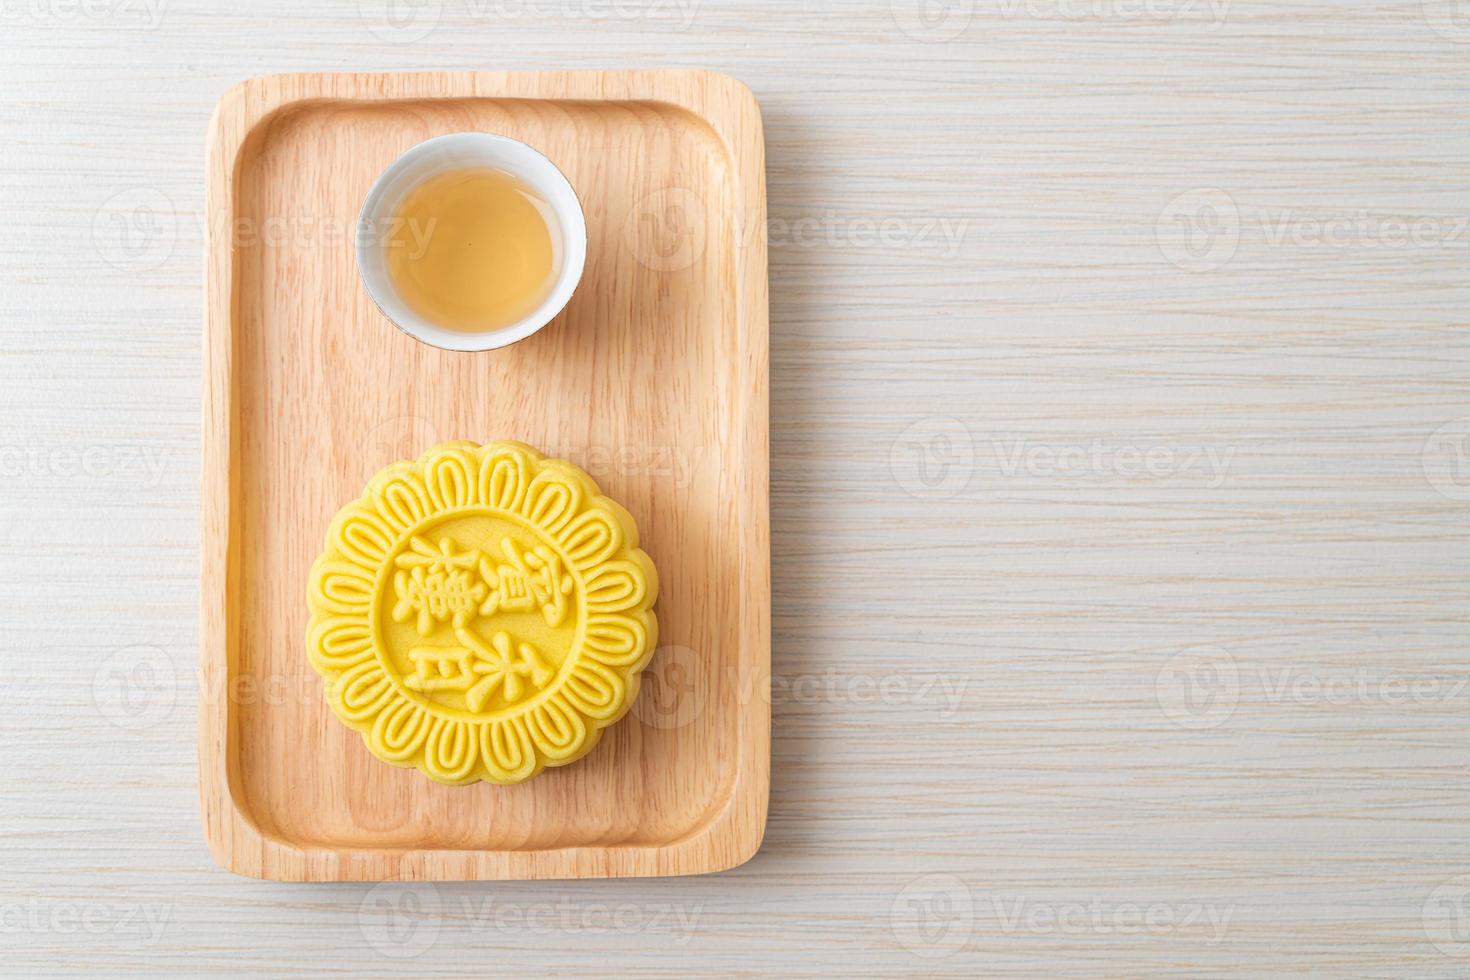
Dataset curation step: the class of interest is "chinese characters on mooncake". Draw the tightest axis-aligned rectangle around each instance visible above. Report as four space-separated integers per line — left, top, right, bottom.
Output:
391 533 573 708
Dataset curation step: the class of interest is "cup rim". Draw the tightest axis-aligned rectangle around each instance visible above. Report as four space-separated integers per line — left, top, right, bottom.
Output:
356 132 587 353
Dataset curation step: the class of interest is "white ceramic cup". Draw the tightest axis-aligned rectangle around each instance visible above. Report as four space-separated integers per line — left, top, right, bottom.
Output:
356 132 587 353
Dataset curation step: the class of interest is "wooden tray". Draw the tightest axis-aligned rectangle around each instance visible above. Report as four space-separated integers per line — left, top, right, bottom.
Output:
201 70 769 881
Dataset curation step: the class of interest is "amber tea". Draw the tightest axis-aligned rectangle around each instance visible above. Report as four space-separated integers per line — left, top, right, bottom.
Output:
385 167 559 333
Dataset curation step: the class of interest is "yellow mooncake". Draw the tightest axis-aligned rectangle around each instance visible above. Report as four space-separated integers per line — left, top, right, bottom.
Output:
305 440 658 785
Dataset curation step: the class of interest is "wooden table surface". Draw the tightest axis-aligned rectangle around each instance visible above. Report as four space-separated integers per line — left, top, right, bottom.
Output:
2 1 1467 975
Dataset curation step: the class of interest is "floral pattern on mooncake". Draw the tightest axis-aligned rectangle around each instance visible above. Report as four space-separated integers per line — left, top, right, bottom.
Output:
306 440 658 785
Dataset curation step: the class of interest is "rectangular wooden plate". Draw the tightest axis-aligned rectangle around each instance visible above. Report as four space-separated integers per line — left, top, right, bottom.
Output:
201 70 769 881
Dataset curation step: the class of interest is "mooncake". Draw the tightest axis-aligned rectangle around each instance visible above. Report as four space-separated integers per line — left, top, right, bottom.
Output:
305 440 658 785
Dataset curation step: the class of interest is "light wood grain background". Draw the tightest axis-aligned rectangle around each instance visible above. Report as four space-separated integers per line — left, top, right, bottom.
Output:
2 0 1468 975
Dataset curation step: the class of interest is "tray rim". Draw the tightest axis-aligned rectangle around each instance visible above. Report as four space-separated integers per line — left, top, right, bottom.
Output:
200 68 770 882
